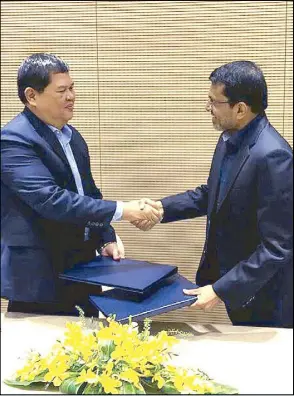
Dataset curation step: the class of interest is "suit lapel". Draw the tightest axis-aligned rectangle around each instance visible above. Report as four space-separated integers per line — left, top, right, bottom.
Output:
207 137 227 216
23 107 72 172
212 115 269 213
216 144 250 212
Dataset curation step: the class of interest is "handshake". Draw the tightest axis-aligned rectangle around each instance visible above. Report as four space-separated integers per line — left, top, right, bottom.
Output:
122 198 164 231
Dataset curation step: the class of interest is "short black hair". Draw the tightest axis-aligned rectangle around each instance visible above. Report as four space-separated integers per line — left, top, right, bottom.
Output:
17 53 69 104
209 61 267 114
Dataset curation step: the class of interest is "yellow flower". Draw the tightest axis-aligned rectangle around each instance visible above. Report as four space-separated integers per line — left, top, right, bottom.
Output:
16 353 44 382
98 372 122 394
75 369 100 385
172 368 216 394
64 322 83 350
43 354 70 386
138 361 151 377
191 377 215 394
173 372 185 392
43 370 68 387
157 331 179 349
16 364 37 382
97 319 139 348
78 332 97 362
96 325 115 341
119 368 140 387
105 360 114 375
166 364 177 374
153 372 165 389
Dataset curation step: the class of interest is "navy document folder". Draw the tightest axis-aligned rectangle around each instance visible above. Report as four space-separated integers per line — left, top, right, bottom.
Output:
89 274 198 323
59 256 178 299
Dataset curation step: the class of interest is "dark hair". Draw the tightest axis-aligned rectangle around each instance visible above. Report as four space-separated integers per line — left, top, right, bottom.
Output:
209 61 267 114
17 53 69 104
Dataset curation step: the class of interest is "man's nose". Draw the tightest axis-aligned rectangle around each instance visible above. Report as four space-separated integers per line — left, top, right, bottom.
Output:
205 102 211 112
67 90 75 100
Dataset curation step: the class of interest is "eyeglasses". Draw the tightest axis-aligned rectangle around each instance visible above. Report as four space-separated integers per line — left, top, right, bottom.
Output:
207 98 230 107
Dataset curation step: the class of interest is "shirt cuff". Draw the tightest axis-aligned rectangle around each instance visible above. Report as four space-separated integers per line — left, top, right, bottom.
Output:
111 201 124 221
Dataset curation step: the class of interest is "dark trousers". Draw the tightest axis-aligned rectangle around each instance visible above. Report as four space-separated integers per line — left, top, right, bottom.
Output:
7 297 99 317
8 243 101 317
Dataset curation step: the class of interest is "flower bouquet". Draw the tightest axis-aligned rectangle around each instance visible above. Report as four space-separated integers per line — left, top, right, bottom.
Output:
4 310 238 394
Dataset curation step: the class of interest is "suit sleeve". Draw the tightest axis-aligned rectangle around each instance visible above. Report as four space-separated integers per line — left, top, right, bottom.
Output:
1 141 117 229
213 148 293 309
160 184 209 223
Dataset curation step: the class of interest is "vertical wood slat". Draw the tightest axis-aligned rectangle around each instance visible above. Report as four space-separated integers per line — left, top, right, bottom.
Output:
1 1 292 323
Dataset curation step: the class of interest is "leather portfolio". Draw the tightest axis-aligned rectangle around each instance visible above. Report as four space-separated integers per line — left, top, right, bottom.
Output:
89 274 198 323
59 256 178 299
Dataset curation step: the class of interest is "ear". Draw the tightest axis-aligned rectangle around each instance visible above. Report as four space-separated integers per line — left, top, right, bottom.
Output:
24 87 38 107
236 102 248 120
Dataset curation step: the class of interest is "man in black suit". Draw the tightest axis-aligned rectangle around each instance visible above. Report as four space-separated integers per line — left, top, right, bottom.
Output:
135 61 293 328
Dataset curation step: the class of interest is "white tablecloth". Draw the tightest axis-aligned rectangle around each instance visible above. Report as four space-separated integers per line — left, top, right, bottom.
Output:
1 313 293 394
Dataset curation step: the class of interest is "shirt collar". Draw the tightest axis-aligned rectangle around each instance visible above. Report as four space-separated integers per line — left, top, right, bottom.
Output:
47 124 72 144
222 114 264 148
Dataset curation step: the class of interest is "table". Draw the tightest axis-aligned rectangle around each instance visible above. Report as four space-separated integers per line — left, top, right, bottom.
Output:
1 313 293 394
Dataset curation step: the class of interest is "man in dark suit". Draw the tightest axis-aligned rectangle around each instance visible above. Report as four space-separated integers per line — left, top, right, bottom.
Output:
135 61 293 328
1 53 161 316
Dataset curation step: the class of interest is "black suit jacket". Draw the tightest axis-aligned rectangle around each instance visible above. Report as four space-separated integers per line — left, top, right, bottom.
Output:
161 115 293 327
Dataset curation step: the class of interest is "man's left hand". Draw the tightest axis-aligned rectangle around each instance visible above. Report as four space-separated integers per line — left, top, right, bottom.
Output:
183 285 222 311
101 234 125 260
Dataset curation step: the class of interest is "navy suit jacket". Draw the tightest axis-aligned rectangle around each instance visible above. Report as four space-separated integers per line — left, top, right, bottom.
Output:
161 115 293 327
1 108 117 303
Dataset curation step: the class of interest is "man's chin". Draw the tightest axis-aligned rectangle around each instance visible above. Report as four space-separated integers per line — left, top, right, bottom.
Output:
64 113 74 122
212 122 223 131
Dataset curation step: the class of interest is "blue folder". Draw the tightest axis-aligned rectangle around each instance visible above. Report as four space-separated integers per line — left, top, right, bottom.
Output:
89 274 199 323
60 256 178 299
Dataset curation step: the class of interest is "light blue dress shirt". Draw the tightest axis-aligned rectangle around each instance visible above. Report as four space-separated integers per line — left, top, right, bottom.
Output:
48 124 123 241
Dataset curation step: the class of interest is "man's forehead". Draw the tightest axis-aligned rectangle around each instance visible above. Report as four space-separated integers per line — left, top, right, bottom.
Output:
209 83 226 98
49 72 73 86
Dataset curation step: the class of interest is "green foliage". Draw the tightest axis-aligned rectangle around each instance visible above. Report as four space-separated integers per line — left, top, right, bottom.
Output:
120 380 146 394
210 381 239 394
59 377 86 394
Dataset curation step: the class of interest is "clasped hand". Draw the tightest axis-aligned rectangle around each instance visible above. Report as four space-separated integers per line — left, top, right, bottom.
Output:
122 198 163 231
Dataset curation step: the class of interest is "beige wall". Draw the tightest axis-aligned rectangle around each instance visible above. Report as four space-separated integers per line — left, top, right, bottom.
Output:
1 1 293 323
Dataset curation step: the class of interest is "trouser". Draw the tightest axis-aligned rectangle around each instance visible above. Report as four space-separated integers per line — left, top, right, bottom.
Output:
7 299 99 317
8 242 102 317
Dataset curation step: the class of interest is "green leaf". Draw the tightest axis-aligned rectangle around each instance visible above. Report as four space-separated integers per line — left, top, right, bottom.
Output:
135 385 147 394
4 372 47 387
161 383 180 394
4 380 56 393
83 383 103 394
4 378 34 387
140 378 161 394
210 381 239 394
120 381 146 394
100 340 115 359
59 377 86 395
